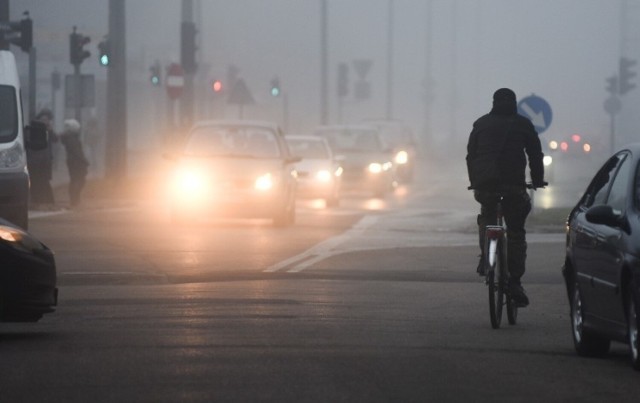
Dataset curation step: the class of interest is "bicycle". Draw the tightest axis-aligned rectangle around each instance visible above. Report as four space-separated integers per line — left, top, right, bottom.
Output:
482 193 517 329
477 183 542 329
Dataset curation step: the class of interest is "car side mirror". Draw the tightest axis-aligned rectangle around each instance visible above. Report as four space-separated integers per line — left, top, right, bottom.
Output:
585 204 628 231
25 120 48 151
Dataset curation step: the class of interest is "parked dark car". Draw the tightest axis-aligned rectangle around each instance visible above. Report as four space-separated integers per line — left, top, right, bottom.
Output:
563 143 640 370
0 218 57 322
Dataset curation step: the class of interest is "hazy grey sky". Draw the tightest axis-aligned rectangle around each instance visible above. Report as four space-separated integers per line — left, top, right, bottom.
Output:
10 1 632 153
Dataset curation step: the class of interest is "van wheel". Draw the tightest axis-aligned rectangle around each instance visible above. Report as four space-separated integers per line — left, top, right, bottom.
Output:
571 282 610 357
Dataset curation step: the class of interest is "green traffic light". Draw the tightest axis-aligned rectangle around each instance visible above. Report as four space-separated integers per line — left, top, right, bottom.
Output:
100 54 109 66
271 87 280 97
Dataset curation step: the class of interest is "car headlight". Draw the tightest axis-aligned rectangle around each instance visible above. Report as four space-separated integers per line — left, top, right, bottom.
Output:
0 225 43 253
0 142 25 170
368 162 383 174
254 173 273 191
173 168 208 196
543 156 553 166
315 170 332 182
394 150 409 165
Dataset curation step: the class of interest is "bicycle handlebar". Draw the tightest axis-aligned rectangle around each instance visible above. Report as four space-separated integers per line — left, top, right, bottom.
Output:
467 181 548 191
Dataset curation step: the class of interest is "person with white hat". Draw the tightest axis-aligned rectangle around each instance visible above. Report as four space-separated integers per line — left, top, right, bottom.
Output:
60 119 89 207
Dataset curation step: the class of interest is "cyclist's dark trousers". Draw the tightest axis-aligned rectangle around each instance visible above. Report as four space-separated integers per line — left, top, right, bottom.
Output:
474 189 532 282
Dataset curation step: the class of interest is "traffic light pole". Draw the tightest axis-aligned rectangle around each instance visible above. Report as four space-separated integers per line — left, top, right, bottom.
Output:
0 0 7 50
105 0 127 182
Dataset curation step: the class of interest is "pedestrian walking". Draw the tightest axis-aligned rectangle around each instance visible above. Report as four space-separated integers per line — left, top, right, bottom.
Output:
60 119 89 207
27 108 57 208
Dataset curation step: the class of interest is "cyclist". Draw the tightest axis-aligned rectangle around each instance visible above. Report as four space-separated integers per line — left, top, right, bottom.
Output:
466 88 546 307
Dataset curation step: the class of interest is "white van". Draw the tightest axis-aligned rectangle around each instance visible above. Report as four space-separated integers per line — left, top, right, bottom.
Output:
0 50 47 229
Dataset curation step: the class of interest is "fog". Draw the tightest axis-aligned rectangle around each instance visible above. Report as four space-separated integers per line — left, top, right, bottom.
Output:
8 0 633 168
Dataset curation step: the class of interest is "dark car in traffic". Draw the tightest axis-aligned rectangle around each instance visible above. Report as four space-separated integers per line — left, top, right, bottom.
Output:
563 143 640 370
0 218 57 322
314 125 395 197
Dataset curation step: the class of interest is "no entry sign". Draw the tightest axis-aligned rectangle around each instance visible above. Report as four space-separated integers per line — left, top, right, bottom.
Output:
166 63 184 100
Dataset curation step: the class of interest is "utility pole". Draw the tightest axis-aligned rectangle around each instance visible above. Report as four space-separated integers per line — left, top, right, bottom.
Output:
181 0 196 129
0 0 8 50
320 0 328 125
386 0 394 120
105 0 127 181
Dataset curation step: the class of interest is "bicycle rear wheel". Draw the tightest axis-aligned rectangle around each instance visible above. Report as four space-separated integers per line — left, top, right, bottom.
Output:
486 237 503 329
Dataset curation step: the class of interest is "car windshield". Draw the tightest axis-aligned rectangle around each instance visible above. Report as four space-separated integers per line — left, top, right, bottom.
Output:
317 129 382 153
286 138 330 159
0 85 18 144
185 126 281 158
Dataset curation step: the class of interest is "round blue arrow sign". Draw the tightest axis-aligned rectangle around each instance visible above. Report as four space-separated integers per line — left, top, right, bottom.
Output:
517 94 552 134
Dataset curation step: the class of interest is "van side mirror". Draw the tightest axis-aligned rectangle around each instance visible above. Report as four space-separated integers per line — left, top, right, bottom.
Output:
25 120 48 151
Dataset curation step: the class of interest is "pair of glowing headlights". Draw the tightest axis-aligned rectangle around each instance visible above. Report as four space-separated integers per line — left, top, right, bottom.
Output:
173 169 275 194
368 161 393 174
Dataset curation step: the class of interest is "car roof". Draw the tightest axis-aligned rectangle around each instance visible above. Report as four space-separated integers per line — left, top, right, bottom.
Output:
314 124 380 133
285 134 326 141
191 119 281 132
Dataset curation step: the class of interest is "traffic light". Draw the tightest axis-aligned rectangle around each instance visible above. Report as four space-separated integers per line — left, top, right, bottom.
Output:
606 75 618 95
337 63 349 97
212 79 223 93
149 62 161 86
1 12 32 52
69 27 91 66
180 22 197 74
97 38 110 67
270 77 280 97
619 57 637 95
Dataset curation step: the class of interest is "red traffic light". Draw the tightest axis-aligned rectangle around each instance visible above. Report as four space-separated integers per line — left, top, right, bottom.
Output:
212 80 223 92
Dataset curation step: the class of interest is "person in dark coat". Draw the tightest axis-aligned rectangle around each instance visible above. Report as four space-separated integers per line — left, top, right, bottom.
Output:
466 88 546 307
27 108 57 208
60 119 89 207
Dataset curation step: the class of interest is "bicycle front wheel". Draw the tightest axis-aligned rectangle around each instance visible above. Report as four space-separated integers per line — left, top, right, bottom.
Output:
486 237 504 329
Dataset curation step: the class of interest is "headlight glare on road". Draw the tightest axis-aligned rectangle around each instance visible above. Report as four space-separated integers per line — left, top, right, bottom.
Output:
255 173 273 191
394 150 409 165
543 156 553 166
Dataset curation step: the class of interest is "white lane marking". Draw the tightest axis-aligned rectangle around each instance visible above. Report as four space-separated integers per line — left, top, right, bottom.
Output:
264 215 379 273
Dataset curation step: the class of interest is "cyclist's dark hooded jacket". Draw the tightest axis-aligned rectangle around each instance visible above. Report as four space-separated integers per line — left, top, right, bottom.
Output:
466 88 545 190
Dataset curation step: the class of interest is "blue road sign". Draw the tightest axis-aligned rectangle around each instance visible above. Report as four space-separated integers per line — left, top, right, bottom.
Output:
517 94 552 134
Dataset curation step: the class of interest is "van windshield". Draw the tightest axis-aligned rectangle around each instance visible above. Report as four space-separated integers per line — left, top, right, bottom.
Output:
0 85 18 143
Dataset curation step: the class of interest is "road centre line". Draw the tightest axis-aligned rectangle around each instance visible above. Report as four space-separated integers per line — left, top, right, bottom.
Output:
263 215 379 273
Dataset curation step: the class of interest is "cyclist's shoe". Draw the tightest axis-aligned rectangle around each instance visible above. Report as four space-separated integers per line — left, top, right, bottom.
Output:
509 284 529 307
476 255 485 276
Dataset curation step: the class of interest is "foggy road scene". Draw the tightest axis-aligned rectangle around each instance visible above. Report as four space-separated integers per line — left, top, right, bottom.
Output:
2 1 640 402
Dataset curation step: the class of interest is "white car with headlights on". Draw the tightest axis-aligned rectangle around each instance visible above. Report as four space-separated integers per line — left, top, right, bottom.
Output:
166 120 300 226
285 134 342 207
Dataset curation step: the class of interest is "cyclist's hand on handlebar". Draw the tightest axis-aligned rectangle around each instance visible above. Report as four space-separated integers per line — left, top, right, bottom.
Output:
528 181 548 190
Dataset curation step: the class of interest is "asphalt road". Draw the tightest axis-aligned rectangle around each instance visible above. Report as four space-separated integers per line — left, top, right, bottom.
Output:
3 160 639 402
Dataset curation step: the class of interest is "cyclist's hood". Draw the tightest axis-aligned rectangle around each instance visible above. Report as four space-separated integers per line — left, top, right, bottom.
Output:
490 87 517 116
